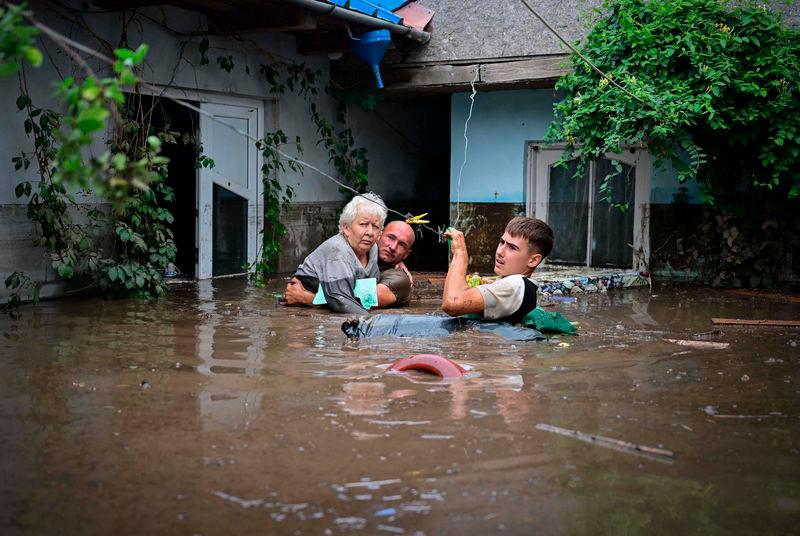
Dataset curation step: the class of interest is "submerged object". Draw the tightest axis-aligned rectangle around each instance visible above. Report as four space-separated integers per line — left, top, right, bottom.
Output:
521 307 577 335
387 354 466 378
351 29 391 89
341 314 546 342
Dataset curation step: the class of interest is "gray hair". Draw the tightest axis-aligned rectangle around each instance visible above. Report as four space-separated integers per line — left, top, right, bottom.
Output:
339 192 388 231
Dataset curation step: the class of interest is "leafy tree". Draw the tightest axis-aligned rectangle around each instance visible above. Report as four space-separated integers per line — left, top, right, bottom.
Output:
549 0 800 286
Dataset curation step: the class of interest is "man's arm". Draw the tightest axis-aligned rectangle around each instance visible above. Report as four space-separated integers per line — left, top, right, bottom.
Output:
377 285 398 307
376 268 412 308
283 277 315 306
442 228 484 316
284 275 397 309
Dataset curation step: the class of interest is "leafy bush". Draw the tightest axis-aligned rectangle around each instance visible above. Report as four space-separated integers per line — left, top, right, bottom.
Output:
550 0 800 286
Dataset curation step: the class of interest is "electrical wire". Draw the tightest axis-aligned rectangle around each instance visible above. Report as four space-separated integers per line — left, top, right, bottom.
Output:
517 0 646 105
23 12 443 239
453 64 479 229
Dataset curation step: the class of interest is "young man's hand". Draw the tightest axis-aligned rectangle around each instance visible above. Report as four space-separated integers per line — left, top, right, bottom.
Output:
283 277 314 306
444 228 467 256
441 227 485 316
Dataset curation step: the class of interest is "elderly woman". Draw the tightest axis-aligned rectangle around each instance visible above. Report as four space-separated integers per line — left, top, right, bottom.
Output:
286 192 387 314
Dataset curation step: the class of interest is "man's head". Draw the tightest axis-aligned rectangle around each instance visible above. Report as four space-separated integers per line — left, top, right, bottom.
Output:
378 220 415 265
494 217 554 277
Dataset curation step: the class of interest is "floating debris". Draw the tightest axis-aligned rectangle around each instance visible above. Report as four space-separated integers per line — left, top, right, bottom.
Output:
536 423 674 460
664 339 730 350
342 478 401 490
366 420 431 426
334 517 367 530
420 491 445 502
377 525 405 534
211 490 264 508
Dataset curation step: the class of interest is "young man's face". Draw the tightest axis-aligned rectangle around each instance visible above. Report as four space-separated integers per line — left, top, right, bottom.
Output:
494 232 543 277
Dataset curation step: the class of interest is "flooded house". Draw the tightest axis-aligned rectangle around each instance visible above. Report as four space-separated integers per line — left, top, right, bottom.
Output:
0 0 444 299
2 3 800 534
1 0 798 297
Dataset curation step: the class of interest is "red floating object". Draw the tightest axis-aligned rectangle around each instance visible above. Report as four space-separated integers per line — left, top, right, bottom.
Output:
387 354 466 378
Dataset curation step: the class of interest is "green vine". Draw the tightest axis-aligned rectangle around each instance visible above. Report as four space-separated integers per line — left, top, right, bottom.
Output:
1 3 382 310
2 4 178 312
246 130 302 286
196 45 374 284
548 0 800 286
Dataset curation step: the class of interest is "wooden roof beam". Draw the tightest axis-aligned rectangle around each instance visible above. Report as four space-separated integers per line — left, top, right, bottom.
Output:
333 55 572 95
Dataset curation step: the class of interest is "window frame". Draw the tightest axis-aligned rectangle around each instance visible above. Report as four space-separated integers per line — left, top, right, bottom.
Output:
525 143 651 270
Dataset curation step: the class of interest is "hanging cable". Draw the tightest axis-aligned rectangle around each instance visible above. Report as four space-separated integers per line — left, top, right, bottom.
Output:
453 64 479 229
517 0 645 105
23 13 443 238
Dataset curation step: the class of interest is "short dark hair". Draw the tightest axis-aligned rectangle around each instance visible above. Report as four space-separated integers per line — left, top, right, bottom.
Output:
504 217 554 258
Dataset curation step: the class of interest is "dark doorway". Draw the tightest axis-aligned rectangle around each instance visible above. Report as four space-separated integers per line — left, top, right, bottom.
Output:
132 94 199 278
212 184 248 276
382 95 451 272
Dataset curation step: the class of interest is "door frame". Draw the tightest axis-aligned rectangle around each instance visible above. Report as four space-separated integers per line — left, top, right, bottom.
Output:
198 100 263 279
136 86 272 279
526 143 651 270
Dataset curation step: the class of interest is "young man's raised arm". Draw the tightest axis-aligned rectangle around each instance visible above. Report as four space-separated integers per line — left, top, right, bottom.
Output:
441 228 484 316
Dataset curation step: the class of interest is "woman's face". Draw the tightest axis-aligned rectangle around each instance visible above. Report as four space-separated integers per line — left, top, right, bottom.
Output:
343 211 382 257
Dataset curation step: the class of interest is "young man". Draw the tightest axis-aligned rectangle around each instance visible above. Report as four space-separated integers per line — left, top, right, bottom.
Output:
284 220 416 309
442 217 554 324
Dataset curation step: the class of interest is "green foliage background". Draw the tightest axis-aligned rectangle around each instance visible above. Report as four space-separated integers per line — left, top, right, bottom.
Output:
550 0 800 286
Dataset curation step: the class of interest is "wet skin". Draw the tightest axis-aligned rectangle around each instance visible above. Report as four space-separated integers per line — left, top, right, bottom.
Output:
342 210 382 266
379 221 415 266
493 231 542 277
284 220 416 307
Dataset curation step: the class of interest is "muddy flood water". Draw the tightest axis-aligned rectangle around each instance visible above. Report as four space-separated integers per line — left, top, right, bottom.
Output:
1 279 798 534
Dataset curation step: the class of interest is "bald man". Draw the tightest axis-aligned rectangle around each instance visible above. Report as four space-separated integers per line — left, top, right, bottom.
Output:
284 220 416 308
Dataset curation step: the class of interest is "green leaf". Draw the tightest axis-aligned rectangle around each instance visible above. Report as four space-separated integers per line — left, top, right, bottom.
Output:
114 48 135 60
23 46 43 67
132 44 149 65
57 263 74 279
76 107 110 133
81 84 101 101
15 95 30 110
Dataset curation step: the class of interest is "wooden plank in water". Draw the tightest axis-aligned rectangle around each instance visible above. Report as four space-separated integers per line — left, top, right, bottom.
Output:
535 423 675 459
711 318 800 327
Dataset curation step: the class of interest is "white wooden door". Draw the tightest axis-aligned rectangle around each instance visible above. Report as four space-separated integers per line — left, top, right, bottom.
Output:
197 102 260 279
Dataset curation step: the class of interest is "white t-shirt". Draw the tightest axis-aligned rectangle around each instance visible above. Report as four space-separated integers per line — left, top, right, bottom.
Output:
476 274 537 321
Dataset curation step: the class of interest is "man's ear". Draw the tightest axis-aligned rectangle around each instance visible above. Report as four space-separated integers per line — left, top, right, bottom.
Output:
527 252 543 270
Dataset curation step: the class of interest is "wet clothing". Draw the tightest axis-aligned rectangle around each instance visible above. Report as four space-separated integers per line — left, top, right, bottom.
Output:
476 274 538 325
295 234 379 315
342 314 545 342
378 268 412 307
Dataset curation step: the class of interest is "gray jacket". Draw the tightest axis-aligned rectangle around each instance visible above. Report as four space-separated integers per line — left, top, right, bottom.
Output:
295 233 380 314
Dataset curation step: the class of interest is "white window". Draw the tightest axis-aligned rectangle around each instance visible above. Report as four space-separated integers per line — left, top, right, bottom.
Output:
527 145 650 270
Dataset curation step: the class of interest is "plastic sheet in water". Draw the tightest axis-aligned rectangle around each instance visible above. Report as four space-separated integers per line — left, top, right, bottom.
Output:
341 314 546 342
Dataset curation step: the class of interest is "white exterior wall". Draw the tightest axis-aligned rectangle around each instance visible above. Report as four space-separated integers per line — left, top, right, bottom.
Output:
0 1 426 295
